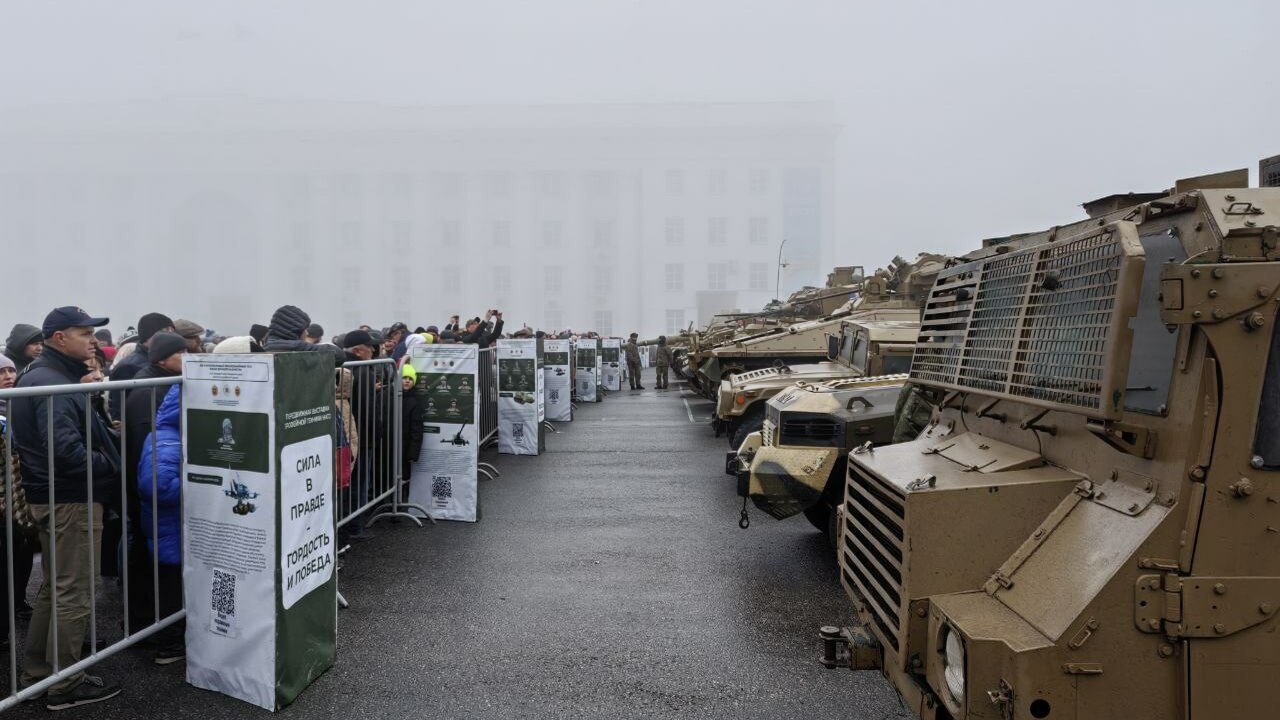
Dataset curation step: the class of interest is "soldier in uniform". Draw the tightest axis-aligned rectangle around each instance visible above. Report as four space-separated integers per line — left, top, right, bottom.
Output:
625 332 644 390
654 336 673 390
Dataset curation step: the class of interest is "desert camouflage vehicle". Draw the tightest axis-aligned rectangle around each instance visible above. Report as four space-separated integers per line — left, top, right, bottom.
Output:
822 172 1280 719
715 315 919 448
692 255 946 398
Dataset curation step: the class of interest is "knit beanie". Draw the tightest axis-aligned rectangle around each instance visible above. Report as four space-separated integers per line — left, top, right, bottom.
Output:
147 332 188 364
268 305 311 340
138 313 174 344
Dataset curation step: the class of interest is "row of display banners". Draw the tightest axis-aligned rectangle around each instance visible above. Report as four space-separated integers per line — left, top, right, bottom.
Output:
177 337 628 709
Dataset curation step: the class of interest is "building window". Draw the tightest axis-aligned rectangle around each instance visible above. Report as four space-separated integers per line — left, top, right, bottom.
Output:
665 169 684 195
542 220 562 247
665 217 684 246
749 216 769 245
492 220 511 248
749 262 769 291
593 310 613 336
749 168 770 195
708 217 727 245
487 172 512 198
665 309 685 334
391 220 411 253
342 266 362 295
592 219 614 247
707 263 728 291
536 171 563 198
441 220 460 246
441 266 461 294
292 222 310 252
593 266 614 296
708 169 728 195
341 221 361 247
494 266 512 294
544 265 563 294
665 264 684 292
393 267 411 296
292 266 311 295
544 304 563 331
437 172 463 199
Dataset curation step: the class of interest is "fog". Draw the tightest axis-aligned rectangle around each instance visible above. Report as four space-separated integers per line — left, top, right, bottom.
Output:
2 0 1276 339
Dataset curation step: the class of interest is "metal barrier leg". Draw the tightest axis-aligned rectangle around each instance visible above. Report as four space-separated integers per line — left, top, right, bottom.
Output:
478 462 501 478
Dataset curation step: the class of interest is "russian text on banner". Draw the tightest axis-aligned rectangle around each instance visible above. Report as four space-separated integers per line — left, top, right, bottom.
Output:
182 352 336 711
407 344 480 521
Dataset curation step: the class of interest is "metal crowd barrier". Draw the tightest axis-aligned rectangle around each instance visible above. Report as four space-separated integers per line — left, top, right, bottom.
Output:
331 358 425 536
0 376 182 711
0 355 439 708
477 347 498 447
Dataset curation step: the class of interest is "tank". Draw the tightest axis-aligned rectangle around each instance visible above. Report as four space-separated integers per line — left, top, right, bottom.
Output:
692 254 947 399
824 181 1280 719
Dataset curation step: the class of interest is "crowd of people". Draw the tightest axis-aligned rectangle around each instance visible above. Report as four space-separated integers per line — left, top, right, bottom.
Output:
0 302 674 711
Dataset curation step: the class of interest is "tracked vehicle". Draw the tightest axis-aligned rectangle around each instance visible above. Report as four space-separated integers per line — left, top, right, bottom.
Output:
695 255 945 400
824 174 1280 719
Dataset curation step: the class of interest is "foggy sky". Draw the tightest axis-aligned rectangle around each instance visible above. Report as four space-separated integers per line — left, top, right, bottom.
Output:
2 0 1277 335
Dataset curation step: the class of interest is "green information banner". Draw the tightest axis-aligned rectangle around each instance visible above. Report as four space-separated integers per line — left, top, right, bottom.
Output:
497 339 545 455
182 352 336 711
574 339 599 402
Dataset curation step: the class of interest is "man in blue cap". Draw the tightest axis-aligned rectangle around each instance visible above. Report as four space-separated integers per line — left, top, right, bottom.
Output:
10 306 122 710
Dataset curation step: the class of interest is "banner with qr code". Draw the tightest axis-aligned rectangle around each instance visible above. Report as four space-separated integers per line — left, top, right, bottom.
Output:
496 339 545 455
542 339 572 422
181 352 336 710
407 344 479 521
574 339 599 402
601 338 623 391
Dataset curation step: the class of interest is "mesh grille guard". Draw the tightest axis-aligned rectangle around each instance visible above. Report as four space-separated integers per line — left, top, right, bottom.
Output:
910 221 1145 420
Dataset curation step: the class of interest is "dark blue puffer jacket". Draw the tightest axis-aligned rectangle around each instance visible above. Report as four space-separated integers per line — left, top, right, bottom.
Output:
138 385 182 566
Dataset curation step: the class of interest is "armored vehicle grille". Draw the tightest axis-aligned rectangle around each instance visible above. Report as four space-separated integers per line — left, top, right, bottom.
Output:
841 463 905 652
911 224 1142 419
779 416 839 444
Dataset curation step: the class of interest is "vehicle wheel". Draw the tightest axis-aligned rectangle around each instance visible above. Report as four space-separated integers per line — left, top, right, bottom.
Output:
803 501 830 534
802 501 840 548
729 404 765 449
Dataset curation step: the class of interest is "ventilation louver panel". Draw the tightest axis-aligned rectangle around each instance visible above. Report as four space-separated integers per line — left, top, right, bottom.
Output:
910 222 1145 420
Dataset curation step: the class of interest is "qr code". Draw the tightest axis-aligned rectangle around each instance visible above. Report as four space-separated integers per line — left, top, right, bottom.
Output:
212 569 236 616
432 475 453 499
549 389 559 402
512 422 524 440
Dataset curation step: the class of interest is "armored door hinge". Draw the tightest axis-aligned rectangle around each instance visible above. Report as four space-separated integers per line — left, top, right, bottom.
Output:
1062 663 1103 676
988 571 1014 591
1135 575 1280 639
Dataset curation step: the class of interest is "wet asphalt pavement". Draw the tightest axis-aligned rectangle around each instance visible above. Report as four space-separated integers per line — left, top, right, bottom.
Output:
7 369 909 719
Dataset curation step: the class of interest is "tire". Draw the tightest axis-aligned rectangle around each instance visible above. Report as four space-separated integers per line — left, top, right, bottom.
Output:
729 404 765 449
802 501 840 549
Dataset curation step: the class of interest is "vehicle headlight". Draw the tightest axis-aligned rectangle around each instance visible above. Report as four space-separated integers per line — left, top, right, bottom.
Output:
941 625 966 705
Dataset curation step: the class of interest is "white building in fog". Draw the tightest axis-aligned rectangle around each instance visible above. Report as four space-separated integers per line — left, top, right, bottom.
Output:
0 99 839 338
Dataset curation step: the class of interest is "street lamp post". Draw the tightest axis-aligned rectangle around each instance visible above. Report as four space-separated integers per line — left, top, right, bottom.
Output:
775 237 789 302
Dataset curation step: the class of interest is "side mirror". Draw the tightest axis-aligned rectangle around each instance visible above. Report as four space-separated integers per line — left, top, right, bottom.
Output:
827 334 840 361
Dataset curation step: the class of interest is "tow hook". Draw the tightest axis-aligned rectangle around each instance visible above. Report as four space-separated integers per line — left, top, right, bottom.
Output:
819 626 881 670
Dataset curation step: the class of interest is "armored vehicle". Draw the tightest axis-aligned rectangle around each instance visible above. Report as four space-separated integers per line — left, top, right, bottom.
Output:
825 178 1280 719
726 317 934 539
715 316 919 448
693 255 946 398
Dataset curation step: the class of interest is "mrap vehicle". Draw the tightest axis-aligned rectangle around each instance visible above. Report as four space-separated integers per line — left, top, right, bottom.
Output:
826 177 1280 719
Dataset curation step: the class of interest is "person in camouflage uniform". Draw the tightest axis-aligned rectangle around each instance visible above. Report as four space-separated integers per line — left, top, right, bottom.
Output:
654 336 673 390
625 333 644 390
892 382 939 443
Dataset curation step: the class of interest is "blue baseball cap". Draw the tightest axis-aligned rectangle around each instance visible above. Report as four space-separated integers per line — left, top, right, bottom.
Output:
42 306 110 337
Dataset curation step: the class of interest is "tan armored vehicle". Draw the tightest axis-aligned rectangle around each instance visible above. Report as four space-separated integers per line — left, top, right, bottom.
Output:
715 316 919 447
824 175 1280 719
693 255 945 399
